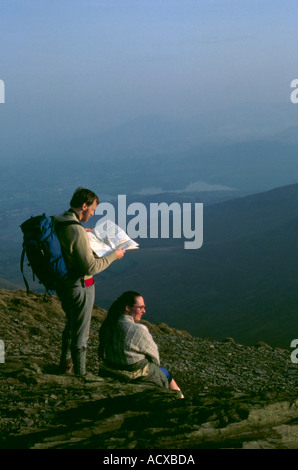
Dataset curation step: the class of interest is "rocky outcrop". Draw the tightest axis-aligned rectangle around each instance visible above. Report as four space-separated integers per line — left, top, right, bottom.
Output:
1 289 298 449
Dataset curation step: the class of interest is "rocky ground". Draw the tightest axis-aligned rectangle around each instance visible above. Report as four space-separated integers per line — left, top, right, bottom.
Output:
0 289 298 450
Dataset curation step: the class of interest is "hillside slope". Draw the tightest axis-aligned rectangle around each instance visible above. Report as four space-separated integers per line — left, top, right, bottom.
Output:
1 289 298 450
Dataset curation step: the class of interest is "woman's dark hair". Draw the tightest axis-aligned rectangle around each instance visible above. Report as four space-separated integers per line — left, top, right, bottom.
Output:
70 187 99 208
98 291 141 359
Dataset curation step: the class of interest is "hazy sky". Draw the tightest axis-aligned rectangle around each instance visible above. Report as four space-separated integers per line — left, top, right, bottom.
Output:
1 0 298 149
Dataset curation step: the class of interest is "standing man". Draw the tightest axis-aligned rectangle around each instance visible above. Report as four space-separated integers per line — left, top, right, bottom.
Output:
55 187 125 375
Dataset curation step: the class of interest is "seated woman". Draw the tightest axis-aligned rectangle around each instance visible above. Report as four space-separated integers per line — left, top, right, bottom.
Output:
98 291 183 396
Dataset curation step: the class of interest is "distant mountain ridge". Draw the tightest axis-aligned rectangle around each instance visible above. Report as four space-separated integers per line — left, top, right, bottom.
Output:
0 278 22 291
204 182 298 244
3 106 298 199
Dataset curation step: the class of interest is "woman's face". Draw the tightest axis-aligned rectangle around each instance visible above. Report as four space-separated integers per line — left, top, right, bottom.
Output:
126 296 146 322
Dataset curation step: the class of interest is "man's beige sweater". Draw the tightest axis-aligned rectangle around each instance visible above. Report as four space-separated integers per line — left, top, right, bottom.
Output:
54 210 118 281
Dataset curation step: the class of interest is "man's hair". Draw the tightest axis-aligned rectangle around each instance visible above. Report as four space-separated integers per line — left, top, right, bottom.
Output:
98 291 142 359
70 187 99 208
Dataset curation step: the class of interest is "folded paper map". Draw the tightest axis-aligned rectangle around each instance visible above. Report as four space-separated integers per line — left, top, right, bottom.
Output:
87 219 139 257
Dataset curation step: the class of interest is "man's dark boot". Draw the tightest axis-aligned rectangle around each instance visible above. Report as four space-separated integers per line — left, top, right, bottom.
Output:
59 336 73 374
61 358 73 375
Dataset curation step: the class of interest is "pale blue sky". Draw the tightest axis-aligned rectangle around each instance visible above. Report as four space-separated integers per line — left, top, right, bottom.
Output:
1 0 298 150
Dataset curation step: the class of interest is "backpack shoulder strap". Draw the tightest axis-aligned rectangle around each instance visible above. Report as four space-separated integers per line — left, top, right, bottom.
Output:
53 218 83 228
20 246 30 294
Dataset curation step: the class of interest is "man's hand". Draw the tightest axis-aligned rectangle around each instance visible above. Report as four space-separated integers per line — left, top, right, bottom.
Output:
115 249 125 259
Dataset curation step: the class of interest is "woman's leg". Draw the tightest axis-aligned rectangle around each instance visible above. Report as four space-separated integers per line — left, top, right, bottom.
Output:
160 366 184 397
168 377 180 390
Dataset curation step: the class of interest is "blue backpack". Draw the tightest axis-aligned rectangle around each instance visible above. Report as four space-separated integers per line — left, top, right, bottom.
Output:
20 214 80 293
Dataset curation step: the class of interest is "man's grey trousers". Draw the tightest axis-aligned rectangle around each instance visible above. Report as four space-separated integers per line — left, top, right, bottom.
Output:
57 279 95 374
